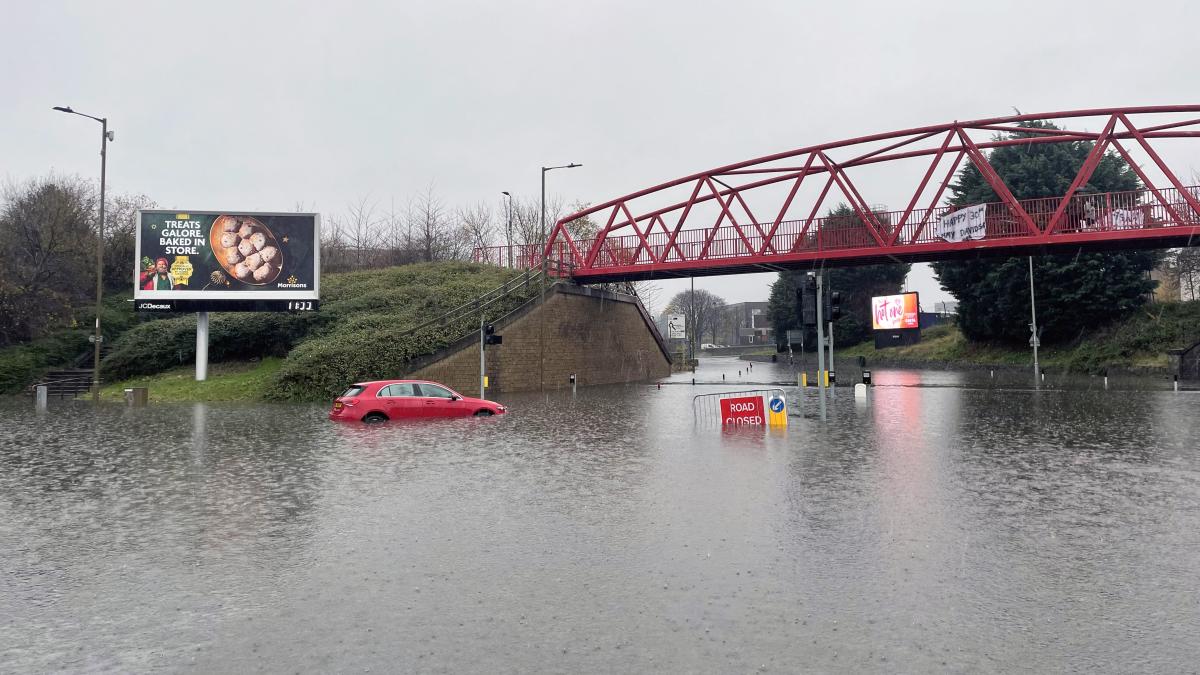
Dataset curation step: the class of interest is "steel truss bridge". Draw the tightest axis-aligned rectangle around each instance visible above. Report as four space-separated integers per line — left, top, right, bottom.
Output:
473 106 1200 282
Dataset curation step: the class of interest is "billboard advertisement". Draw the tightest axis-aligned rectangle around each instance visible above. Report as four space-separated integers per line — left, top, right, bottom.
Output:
134 210 319 311
871 292 919 330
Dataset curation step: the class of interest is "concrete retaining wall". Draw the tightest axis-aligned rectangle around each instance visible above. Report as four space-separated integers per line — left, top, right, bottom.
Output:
407 283 672 394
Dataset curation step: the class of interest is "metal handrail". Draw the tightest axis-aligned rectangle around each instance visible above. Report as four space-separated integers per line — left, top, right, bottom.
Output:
397 268 546 339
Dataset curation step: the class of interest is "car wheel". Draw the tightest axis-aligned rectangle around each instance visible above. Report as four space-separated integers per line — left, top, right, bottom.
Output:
473 410 494 417
362 412 388 424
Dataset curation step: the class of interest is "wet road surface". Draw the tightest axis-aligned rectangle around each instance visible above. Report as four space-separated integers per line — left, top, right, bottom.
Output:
2 358 1199 672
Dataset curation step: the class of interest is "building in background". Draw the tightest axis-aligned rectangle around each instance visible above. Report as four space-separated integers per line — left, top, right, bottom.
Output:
717 302 773 346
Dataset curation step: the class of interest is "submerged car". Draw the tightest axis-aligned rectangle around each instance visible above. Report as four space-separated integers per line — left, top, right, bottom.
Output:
329 379 507 423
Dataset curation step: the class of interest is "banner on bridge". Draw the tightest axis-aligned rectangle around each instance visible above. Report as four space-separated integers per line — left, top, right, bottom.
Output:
934 203 987 243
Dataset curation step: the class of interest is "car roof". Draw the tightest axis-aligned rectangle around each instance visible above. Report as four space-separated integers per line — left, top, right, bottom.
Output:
352 379 456 388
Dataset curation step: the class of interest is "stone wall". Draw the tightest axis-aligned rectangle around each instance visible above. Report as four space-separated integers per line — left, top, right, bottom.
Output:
407 284 671 394
1168 342 1200 380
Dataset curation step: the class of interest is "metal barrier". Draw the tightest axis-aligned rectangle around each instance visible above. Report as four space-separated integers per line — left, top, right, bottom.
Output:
692 388 787 426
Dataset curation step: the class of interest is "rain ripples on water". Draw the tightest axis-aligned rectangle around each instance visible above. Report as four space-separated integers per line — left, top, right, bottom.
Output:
2 359 1199 672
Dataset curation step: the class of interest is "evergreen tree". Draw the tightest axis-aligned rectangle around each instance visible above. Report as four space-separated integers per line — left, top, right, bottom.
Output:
932 121 1159 344
768 204 910 348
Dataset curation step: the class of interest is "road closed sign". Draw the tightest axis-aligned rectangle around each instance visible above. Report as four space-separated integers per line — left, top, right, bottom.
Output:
720 396 765 426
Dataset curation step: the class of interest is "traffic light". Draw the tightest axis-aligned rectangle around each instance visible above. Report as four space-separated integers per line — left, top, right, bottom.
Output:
797 276 817 326
484 324 503 345
826 290 842 321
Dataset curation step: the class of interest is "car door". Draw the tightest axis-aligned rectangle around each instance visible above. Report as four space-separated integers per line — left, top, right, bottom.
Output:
414 383 465 417
377 383 421 418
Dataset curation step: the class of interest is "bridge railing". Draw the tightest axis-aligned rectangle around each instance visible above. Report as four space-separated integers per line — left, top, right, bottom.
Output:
547 184 1200 268
472 183 1200 272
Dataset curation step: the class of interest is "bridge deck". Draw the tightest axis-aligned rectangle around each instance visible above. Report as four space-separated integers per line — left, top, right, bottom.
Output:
475 184 1200 281
472 108 1200 282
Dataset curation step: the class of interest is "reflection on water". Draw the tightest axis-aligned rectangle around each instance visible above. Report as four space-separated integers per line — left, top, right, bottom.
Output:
2 363 1199 672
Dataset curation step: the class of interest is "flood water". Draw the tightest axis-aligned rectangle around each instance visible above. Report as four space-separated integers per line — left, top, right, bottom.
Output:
2 357 1199 672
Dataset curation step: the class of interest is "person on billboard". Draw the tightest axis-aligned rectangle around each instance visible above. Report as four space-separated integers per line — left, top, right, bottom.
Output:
140 257 176 290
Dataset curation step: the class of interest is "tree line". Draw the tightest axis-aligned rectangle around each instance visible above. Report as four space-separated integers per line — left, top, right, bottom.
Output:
768 120 1195 350
0 175 591 347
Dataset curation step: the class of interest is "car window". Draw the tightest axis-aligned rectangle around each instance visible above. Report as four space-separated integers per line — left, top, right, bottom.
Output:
416 383 454 398
378 383 417 397
341 385 365 398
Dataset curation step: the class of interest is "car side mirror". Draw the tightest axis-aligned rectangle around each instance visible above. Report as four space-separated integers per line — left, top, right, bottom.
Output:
451 395 461 400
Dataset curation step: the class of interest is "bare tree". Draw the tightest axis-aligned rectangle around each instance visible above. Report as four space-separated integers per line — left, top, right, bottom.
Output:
508 195 567 248
409 184 454 262
344 196 381 268
0 175 97 344
104 192 156 291
457 201 494 254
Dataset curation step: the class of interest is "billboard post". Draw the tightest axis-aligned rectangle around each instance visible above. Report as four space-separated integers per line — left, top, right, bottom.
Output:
196 312 209 381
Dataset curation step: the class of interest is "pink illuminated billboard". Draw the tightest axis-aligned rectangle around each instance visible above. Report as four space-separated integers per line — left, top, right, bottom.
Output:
871 293 920 330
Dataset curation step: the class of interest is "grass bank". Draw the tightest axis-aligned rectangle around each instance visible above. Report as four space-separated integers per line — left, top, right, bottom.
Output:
3 262 539 402
741 301 1200 375
98 262 536 402
838 302 1200 374
98 358 284 403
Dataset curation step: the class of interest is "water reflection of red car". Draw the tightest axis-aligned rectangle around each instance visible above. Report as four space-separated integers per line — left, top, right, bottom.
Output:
328 380 506 423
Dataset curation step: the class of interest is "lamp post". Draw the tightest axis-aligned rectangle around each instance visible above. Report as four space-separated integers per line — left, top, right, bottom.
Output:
53 106 112 403
540 163 581 272
538 163 581 391
501 191 513 268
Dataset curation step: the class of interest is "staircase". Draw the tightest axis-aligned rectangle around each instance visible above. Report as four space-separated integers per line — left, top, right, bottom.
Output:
27 343 112 399
30 369 95 398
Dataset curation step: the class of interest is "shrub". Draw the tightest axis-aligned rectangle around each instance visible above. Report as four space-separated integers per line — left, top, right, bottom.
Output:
99 262 531 392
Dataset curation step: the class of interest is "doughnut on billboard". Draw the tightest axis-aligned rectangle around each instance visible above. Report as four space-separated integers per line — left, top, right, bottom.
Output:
134 210 319 312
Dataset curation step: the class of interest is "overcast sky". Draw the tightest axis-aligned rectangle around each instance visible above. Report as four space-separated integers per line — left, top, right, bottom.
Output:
5 0 1198 314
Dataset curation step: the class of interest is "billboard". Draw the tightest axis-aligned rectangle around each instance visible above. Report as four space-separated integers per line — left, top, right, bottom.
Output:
134 211 319 311
871 292 919 330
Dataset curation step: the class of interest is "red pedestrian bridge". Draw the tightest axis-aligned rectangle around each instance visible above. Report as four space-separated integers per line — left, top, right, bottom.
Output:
474 106 1200 282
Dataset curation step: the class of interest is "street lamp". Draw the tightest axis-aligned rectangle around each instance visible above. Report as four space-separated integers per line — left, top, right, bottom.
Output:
540 163 581 272
501 191 513 268
537 163 580 392
53 106 113 403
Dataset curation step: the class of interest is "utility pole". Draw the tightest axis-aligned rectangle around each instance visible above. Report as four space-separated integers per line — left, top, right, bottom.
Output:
816 272 827 421
689 276 695 362
1028 256 1040 383
827 317 835 398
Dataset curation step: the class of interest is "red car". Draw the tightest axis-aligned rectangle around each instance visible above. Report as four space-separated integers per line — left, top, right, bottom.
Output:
328 380 507 423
